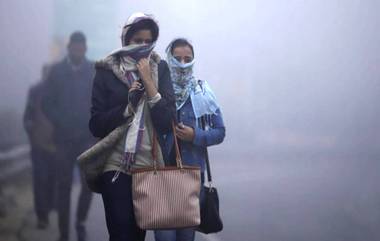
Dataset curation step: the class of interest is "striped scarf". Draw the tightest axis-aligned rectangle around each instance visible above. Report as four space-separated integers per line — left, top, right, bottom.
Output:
99 13 160 180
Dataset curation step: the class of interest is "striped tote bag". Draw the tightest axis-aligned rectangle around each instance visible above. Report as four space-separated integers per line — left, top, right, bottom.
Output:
132 124 201 229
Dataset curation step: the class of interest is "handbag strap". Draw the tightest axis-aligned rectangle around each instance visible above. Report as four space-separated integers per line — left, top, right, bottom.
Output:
151 130 158 169
151 122 183 169
204 148 212 183
171 122 183 168
201 116 213 183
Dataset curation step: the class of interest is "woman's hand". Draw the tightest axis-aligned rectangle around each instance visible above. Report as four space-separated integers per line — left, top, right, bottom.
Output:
136 58 158 98
129 80 143 93
136 58 153 85
175 123 195 142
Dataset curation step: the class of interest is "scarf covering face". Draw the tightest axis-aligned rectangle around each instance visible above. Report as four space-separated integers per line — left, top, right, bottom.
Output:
103 12 158 87
108 43 156 87
166 40 220 122
98 13 160 180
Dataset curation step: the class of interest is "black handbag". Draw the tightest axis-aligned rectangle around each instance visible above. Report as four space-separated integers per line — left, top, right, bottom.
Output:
197 117 223 234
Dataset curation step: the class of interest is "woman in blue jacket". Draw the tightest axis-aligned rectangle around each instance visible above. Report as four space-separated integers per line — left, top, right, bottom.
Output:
154 38 226 241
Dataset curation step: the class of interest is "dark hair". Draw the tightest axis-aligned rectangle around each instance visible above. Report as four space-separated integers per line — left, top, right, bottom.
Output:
124 19 159 45
168 38 194 57
69 31 86 44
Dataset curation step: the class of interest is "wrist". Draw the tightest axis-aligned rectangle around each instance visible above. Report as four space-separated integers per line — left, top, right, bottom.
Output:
147 93 162 107
145 83 158 98
141 75 153 85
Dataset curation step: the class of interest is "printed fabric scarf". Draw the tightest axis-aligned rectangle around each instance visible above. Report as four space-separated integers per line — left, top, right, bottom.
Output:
166 40 220 125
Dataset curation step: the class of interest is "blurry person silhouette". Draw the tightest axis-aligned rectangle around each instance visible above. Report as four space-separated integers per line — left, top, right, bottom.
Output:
23 64 57 229
42 31 95 241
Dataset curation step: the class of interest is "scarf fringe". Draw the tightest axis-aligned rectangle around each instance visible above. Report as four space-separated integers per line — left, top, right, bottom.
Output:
196 114 213 129
111 152 135 183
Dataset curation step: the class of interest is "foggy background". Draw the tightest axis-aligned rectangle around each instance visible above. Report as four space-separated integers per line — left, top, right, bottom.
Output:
1 0 380 241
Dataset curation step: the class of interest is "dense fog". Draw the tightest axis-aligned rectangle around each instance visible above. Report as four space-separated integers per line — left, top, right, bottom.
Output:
1 1 379 241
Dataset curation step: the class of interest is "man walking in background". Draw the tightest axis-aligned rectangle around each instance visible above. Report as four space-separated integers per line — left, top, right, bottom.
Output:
42 31 95 241
23 64 57 229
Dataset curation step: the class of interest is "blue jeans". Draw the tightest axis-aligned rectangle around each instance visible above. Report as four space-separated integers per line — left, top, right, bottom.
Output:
154 173 205 241
154 228 195 241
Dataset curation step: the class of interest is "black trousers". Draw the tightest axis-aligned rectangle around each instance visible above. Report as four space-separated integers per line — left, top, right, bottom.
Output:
30 147 56 221
55 141 93 240
101 171 146 241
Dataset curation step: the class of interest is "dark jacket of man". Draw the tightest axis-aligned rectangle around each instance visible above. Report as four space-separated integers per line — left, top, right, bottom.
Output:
42 58 95 144
24 81 56 152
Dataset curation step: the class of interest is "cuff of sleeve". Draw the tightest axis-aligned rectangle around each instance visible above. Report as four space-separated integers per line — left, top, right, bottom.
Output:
148 93 162 108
